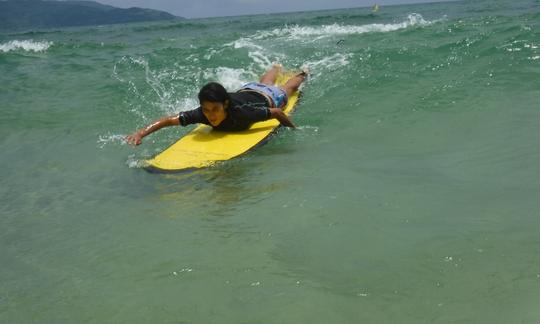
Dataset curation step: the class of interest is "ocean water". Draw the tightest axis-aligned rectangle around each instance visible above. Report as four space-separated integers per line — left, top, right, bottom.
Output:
1 0 540 322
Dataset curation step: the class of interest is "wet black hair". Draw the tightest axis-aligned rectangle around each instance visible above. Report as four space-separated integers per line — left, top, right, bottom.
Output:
198 82 230 105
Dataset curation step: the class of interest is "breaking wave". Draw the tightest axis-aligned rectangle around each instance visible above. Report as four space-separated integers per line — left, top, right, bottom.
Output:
248 13 434 41
0 40 53 53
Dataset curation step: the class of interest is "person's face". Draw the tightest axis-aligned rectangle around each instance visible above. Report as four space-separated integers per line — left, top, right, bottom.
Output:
201 100 227 126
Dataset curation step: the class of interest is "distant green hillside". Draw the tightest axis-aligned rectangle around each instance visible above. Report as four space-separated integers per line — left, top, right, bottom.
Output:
0 0 182 31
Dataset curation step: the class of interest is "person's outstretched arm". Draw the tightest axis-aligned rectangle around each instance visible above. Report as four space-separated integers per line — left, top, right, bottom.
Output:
125 115 180 146
269 108 296 128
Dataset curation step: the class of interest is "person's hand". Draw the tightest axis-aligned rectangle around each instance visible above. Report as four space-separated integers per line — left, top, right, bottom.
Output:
125 132 143 146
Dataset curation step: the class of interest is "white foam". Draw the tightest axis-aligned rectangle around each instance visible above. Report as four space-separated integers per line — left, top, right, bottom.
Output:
225 14 433 71
225 38 280 70
126 154 144 168
0 40 53 53
249 13 433 41
203 67 256 91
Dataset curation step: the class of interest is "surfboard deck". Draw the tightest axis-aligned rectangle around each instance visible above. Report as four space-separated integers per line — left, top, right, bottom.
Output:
143 73 300 173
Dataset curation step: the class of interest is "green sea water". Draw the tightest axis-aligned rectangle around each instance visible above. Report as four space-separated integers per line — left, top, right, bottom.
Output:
2 0 540 322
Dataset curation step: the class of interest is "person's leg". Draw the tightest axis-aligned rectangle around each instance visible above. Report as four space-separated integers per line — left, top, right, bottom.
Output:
281 69 308 99
259 63 282 85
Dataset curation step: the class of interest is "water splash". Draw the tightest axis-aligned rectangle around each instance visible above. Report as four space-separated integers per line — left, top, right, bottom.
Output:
97 134 127 148
112 55 195 119
126 154 145 168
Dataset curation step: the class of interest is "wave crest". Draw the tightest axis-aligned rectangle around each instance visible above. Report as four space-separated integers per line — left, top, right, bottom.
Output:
251 13 433 40
0 40 53 53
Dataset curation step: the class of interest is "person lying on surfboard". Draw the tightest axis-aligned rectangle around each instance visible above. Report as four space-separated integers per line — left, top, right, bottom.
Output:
125 64 307 146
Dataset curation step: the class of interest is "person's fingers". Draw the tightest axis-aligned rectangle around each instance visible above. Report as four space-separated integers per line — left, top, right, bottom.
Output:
125 135 138 146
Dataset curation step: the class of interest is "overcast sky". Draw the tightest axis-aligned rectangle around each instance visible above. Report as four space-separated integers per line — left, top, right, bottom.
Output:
92 0 448 18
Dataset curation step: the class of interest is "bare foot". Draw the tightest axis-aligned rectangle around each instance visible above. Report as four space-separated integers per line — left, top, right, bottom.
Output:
297 66 310 78
272 62 283 74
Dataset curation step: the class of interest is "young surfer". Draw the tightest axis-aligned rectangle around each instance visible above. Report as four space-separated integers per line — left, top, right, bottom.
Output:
125 64 307 146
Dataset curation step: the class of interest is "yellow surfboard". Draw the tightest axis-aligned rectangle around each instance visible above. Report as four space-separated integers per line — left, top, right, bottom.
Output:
144 73 300 173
